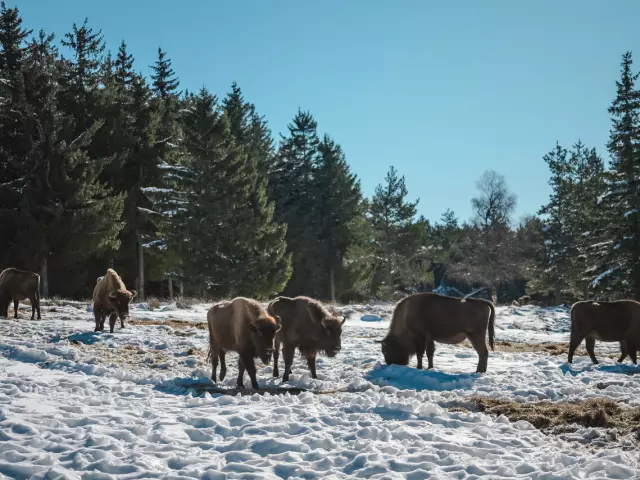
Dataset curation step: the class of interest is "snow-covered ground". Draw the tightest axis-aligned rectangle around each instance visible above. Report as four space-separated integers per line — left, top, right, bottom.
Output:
0 299 638 479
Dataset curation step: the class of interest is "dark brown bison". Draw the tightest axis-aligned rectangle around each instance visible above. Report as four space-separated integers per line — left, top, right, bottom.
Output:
92 269 136 333
0 268 41 320
529 292 555 307
377 293 495 373
568 300 640 364
206 297 281 390
517 295 531 306
267 296 347 382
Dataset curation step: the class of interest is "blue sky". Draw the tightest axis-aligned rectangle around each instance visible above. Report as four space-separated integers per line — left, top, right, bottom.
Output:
16 1 640 224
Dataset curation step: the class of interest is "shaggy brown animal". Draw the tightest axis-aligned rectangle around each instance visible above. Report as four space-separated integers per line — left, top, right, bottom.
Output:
517 295 531 306
267 296 347 382
206 297 281 389
568 300 640 364
511 300 520 307
377 292 495 373
92 269 136 333
0 268 41 320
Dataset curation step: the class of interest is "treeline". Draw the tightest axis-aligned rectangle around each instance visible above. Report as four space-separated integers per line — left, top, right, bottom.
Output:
0 4 638 303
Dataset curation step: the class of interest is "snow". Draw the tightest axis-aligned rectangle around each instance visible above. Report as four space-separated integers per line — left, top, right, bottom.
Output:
0 299 638 478
141 187 174 194
591 268 618 287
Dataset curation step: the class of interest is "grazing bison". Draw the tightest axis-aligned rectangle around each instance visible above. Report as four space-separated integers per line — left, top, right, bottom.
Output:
517 295 531 306
0 268 41 320
206 297 281 389
267 296 347 382
568 300 640 364
377 293 495 373
92 269 136 333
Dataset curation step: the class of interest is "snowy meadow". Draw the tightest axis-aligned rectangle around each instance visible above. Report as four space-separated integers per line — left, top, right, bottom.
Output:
0 300 639 479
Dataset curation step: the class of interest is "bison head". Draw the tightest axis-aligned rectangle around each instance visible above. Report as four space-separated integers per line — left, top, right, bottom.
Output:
108 289 137 321
249 316 282 364
318 314 347 357
377 334 409 366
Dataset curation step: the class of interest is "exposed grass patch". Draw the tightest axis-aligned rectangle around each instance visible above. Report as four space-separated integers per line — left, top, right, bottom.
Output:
146 297 162 311
459 340 620 359
128 318 207 330
175 296 205 310
451 395 640 436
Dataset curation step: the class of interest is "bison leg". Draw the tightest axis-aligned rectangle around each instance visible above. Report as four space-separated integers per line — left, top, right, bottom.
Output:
35 293 41 320
567 332 585 363
415 338 425 370
426 339 435 370
236 357 246 388
243 356 260 390
469 334 489 373
272 340 281 378
13 299 18 319
629 343 638 365
219 351 227 381
210 349 219 382
585 337 598 364
108 313 118 333
306 352 317 379
281 344 295 382
94 311 102 332
618 341 628 363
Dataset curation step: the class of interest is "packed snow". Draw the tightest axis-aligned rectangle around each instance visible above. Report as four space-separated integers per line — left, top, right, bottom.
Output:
0 299 638 479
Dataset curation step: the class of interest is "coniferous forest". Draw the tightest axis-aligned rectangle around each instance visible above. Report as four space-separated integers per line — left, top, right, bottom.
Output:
1 4 640 304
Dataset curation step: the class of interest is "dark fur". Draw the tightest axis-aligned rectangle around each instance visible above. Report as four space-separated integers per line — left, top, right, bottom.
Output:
568 300 640 364
377 292 495 373
517 295 531 306
92 269 136 333
206 297 281 389
0 268 41 320
268 296 346 382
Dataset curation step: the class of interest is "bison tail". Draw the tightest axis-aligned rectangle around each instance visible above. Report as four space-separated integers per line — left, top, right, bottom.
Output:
488 303 495 351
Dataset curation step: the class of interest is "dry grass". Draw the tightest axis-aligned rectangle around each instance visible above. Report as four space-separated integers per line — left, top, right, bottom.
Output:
175 296 204 310
459 340 620 359
452 396 640 435
127 318 207 330
146 297 162 311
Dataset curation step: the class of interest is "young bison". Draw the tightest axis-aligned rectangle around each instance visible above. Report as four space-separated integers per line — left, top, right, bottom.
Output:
377 292 495 373
206 297 281 390
0 268 41 320
568 300 640 364
268 296 346 382
92 269 136 333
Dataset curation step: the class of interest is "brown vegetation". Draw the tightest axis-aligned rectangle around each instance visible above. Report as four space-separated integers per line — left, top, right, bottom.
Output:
452 395 640 436
378 293 495 373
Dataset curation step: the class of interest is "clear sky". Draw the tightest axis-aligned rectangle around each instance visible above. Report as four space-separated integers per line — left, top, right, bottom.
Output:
15 1 640 224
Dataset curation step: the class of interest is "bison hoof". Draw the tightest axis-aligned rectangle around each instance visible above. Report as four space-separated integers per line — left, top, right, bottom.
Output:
220 370 226 381
251 383 260 390
109 328 114 333
273 370 279 378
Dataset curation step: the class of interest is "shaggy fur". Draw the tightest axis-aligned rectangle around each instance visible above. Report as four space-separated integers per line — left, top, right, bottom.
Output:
0 268 41 320
92 268 136 333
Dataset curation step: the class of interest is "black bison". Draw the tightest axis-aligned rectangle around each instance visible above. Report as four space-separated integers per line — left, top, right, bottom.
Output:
92 268 136 333
568 300 640 364
377 292 495 373
267 296 346 382
206 297 281 390
0 268 41 320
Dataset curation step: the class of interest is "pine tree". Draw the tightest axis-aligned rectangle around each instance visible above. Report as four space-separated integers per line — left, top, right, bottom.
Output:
591 52 640 298
151 48 179 99
269 110 320 296
0 1 30 72
114 40 134 89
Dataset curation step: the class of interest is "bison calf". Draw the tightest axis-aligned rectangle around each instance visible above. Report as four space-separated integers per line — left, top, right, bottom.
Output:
207 297 281 390
92 269 136 333
568 300 640 364
377 292 495 373
0 268 41 320
268 296 346 382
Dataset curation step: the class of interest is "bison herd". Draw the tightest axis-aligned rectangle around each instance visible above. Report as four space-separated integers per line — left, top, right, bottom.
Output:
1 266 640 389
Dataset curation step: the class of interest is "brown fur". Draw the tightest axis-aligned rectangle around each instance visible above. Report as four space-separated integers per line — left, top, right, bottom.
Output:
529 292 555 307
0 268 41 320
517 295 531 306
568 300 640 364
268 296 347 382
378 292 495 373
206 297 281 389
92 269 136 333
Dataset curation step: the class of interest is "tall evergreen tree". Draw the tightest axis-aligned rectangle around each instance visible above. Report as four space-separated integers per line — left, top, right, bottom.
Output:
0 1 30 72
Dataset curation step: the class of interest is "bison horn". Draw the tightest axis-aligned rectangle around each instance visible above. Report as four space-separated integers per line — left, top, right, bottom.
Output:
130 290 137 299
275 324 282 333
108 290 117 299
341 314 347 325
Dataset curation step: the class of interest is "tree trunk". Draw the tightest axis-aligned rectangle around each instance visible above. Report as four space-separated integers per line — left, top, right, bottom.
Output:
168 278 173 300
583 284 589 301
554 282 562 306
40 256 48 299
330 268 336 304
137 234 145 301
179 282 184 296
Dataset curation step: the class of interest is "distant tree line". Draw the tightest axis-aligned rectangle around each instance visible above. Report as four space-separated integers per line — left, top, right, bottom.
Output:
1 4 638 302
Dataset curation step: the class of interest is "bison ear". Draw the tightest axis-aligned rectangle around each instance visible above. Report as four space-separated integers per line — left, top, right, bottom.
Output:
109 290 118 299
320 318 328 329
129 290 137 300
249 323 258 333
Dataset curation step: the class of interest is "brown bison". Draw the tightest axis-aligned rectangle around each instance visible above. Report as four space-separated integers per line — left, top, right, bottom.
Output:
206 297 281 389
517 295 531 306
568 300 640 364
92 269 136 333
0 268 41 320
267 296 347 382
377 293 495 373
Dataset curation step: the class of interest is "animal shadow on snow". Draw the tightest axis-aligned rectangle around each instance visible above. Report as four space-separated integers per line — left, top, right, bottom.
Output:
560 362 640 377
154 375 310 397
365 364 478 392
67 331 105 345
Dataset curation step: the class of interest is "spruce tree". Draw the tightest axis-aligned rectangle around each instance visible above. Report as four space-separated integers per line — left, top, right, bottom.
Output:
0 1 30 72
